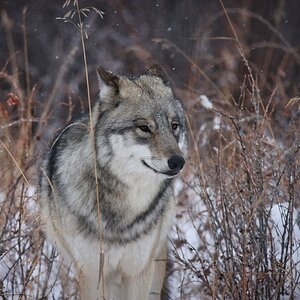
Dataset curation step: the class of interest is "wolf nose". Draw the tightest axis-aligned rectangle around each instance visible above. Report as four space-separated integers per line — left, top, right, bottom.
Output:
168 155 185 172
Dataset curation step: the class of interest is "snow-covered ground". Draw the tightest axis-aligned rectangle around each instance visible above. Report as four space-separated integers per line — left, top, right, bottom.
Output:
168 178 300 299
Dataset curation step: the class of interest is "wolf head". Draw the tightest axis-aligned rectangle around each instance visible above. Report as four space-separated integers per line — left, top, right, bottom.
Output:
95 65 187 179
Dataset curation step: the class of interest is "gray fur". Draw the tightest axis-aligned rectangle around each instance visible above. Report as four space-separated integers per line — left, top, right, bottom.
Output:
40 65 188 300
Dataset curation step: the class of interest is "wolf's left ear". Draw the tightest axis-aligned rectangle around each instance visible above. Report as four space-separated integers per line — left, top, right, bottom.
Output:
146 64 169 85
97 66 120 98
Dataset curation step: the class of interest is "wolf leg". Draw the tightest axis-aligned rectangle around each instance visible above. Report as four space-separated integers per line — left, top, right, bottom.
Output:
149 242 167 300
78 264 106 300
123 261 155 300
79 274 102 300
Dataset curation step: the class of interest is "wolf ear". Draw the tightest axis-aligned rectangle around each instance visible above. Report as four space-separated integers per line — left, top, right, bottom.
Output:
146 64 169 85
97 66 120 98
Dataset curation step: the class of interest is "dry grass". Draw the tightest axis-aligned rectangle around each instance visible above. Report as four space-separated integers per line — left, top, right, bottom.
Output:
1 1 300 299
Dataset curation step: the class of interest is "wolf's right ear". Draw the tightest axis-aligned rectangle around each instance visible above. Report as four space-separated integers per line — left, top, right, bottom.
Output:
146 64 169 85
97 66 120 98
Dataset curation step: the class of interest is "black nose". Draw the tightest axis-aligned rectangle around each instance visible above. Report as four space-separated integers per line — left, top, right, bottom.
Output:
168 155 185 172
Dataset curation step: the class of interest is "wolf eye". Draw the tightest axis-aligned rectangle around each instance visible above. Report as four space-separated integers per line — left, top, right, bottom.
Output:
138 125 151 133
171 122 179 131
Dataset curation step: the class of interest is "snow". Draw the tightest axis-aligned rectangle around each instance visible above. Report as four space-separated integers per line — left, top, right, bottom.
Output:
169 177 212 299
198 95 213 109
213 114 221 130
269 203 300 296
0 254 10 281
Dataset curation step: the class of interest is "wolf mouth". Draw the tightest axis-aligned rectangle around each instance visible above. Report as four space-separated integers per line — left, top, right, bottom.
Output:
142 160 179 177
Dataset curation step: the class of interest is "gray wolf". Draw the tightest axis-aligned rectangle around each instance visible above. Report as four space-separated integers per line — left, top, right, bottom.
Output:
39 64 188 300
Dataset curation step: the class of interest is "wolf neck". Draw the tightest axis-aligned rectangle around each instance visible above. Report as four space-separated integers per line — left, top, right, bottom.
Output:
110 163 167 218
99 169 172 244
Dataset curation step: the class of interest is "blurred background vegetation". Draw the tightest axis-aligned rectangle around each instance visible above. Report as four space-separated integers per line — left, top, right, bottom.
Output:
0 0 299 299
1 0 299 148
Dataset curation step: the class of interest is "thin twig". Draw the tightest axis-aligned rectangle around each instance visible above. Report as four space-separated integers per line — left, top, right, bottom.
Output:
74 0 104 295
0 139 30 186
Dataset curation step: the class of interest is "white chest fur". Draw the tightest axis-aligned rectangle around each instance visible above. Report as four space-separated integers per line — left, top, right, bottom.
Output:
105 228 158 275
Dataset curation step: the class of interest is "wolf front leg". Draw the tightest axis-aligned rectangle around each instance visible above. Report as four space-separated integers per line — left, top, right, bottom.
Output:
79 262 107 300
123 261 155 300
79 272 103 300
149 242 168 299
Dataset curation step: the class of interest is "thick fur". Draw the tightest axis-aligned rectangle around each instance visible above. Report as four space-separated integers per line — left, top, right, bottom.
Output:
39 65 188 300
